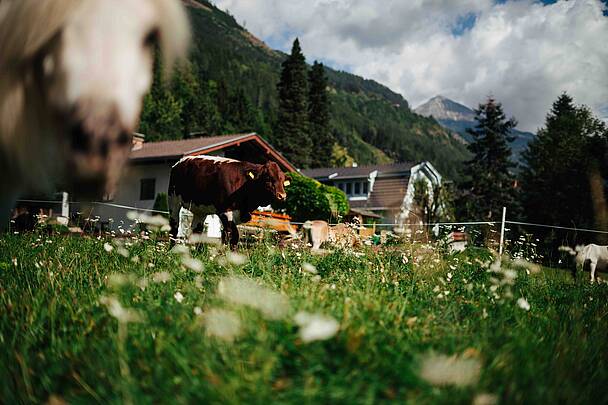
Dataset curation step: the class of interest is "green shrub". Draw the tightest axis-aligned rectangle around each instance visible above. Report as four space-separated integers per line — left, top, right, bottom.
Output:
153 192 169 218
278 172 349 222
321 183 349 220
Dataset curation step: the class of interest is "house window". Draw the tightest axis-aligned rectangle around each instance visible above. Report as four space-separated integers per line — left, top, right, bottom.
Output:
140 178 156 200
336 181 370 197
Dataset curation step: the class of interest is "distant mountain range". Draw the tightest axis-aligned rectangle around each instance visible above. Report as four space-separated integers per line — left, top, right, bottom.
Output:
414 95 535 162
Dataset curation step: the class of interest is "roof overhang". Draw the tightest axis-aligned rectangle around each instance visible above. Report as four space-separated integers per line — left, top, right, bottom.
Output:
187 133 297 172
129 133 297 172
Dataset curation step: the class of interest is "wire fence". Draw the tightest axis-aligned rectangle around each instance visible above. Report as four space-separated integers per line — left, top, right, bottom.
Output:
16 199 169 215
14 199 608 237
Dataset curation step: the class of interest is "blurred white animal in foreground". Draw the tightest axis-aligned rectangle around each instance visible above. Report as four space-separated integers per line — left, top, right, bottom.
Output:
0 0 190 225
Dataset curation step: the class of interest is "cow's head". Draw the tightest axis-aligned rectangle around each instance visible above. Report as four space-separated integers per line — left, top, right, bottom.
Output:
249 161 288 202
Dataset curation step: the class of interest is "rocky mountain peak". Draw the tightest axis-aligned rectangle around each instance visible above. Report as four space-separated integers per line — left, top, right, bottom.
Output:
414 95 475 122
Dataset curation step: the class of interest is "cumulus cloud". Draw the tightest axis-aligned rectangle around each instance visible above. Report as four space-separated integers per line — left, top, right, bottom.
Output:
216 0 608 131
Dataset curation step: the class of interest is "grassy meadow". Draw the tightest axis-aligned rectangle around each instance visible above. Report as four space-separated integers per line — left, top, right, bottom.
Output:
1 231 608 404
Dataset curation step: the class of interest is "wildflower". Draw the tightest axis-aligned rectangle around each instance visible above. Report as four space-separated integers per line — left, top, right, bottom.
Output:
226 252 248 266
12 257 17 266
512 258 541 274
174 291 184 303
473 393 499 405
188 233 221 245
302 262 317 275
127 211 169 227
202 308 242 342
116 247 129 258
517 297 530 311
103 243 113 253
218 276 289 320
194 306 203 316
182 257 204 273
418 352 482 387
137 277 149 291
99 295 142 323
152 271 171 283
108 273 133 288
502 269 517 284
171 244 190 256
294 311 340 343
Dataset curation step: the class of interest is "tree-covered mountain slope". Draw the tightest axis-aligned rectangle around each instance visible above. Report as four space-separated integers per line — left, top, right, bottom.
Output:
148 0 471 178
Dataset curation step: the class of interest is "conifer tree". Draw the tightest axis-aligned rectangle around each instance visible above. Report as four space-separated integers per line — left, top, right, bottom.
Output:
308 61 333 168
521 93 608 242
171 62 202 138
139 53 183 141
460 97 517 221
275 38 312 168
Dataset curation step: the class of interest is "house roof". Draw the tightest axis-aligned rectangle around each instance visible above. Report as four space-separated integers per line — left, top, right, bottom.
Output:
129 133 297 172
302 162 416 212
350 176 410 211
302 162 414 180
130 134 251 161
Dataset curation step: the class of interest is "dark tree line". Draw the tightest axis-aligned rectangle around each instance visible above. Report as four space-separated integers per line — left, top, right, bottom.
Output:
139 57 271 142
458 93 608 256
140 39 333 169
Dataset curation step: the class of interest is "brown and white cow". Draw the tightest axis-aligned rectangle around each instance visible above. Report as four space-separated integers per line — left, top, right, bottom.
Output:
168 155 289 248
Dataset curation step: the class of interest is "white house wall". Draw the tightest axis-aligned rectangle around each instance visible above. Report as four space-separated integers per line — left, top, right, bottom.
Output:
95 162 173 229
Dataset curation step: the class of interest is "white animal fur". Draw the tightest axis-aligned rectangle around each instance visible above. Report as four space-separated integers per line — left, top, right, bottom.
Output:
576 244 608 283
172 154 238 168
561 244 608 282
0 0 190 219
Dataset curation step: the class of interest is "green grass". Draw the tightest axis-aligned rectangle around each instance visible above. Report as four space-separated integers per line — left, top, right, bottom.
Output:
1 233 607 404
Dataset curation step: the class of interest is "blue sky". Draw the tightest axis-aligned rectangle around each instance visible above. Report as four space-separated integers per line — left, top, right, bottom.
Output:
218 0 608 130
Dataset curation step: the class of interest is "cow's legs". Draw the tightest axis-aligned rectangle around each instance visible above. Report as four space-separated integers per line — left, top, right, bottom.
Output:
168 194 181 240
230 221 239 250
590 261 597 283
219 212 231 246
169 214 178 240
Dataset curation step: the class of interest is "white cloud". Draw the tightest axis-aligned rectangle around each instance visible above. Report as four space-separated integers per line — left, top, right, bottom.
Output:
216 0 608 132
